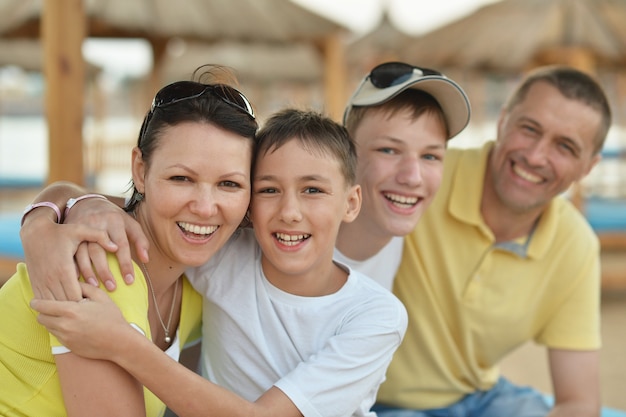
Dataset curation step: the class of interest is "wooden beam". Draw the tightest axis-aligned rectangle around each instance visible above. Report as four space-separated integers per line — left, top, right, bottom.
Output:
42 0 86 185
320 32 347 122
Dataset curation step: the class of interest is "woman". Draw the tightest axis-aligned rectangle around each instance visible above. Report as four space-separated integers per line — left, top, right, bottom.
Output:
0 65 257 417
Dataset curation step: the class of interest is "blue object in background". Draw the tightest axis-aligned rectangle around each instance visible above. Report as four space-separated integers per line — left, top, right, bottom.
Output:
0 213 24 258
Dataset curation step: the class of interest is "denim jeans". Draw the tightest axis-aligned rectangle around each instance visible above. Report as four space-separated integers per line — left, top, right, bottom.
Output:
372 377 551 417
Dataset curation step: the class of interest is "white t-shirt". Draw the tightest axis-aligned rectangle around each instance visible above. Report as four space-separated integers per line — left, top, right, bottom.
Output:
333 236 404 291
187 228 407 417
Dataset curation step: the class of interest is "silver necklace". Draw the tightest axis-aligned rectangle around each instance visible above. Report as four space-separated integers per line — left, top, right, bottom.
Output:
139 262 179 344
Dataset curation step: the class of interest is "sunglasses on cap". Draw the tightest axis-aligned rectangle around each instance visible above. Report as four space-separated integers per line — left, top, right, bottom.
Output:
368 62 442 89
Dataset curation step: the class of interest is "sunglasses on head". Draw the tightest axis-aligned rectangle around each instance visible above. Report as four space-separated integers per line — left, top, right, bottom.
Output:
138 81 255 146
368 62 442 89
151 81 255 119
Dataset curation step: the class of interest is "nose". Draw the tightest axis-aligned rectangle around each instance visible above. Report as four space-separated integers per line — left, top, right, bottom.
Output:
279 192 303 224
189 187 219 217
525 138 550 166
397 155 423 187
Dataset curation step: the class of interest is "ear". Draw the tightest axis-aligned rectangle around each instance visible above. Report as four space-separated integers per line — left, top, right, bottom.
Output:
342 184 362 224
581 153 602 179
131 147 146 193
495 109 507 140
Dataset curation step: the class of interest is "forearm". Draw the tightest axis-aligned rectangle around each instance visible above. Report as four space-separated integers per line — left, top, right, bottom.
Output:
549 349 600 417
112 328 258 417
548 401 599 417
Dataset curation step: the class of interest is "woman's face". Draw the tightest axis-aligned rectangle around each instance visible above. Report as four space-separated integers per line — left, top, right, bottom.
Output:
133 121 253 269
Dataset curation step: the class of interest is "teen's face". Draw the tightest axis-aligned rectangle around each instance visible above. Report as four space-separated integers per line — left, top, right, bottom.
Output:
352 108 447 238
250 139 360 286
133 121 252 268
490 81 601 213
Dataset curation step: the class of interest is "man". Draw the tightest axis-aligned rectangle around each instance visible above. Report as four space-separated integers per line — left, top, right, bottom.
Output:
371 66 610 417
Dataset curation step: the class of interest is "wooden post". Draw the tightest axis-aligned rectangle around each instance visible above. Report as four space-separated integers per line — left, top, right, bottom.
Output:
41 0 86 185
321 32 347 122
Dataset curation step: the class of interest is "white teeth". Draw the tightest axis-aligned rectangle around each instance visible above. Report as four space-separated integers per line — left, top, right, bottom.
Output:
275 232 310 246
512 164 542 184
178 222 218 236
384 192 418 207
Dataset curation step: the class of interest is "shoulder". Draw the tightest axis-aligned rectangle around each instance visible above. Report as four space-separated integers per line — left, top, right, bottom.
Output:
345 268 408 331
186 228 259 282
545 196 599 251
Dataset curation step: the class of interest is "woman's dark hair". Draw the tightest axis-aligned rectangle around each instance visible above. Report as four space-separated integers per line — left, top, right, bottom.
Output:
126 65 258 212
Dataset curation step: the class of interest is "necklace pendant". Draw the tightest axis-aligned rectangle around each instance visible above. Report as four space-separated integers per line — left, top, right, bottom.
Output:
165 335 171 343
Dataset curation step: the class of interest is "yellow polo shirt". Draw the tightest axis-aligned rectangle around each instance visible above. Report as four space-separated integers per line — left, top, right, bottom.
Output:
376 141 601 409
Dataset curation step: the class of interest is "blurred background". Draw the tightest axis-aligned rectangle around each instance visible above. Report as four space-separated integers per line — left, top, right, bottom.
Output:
0 0 625 411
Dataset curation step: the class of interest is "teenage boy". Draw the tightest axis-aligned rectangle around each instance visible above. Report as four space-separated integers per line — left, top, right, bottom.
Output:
30 108 408 417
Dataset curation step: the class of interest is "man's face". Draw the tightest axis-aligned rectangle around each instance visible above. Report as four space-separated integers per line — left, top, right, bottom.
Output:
488 81 602 214
351 107 447 240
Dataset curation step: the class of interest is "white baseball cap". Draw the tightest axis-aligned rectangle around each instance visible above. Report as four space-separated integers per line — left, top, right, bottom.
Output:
344 62 471 139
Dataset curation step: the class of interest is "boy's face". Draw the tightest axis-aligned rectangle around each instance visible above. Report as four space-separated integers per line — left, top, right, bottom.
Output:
250 139 360 292
351 107 447 239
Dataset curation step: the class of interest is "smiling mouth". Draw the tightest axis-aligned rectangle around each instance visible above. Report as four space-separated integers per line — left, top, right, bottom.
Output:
384 192 419 208
177 222 218 237
274 232 311 246
512 163 543 184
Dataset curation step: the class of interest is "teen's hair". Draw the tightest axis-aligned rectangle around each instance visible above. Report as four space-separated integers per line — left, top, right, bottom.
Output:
344 89 448 139
254 108 357 186
126 65 258 212
503 66 612 154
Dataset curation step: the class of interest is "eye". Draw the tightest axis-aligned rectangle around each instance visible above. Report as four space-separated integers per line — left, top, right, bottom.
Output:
220 180 241 188
256 187 278 194
558 141 577 156
377 147 397 155
304 187 322 194
170 175 190 182
521 124 539 135
422 153 443 162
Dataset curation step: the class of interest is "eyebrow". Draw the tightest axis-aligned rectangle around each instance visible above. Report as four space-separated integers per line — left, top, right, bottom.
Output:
171 164 248 179
255 174 332 183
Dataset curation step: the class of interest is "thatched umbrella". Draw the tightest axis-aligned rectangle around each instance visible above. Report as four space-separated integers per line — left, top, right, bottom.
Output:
400 0 626 73
0 0 349 185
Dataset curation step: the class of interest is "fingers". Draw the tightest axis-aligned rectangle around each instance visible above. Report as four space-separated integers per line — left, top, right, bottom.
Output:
117 212 150 284
126 215 150 264
65 202 133 289
88 242 118 291
75 242 99 286
21 217 83 301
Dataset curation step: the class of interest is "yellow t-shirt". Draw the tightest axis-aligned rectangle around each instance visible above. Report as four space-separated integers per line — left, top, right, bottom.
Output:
0 256 201 417
376 142 601 409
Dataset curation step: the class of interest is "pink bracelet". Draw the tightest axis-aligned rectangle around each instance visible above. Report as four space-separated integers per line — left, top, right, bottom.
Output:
63 194 108 220
21 202 62 226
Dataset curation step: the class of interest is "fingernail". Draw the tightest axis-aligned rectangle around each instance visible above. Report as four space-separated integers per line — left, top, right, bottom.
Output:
124 274 135 285
105 280 116 291
87 277 99 287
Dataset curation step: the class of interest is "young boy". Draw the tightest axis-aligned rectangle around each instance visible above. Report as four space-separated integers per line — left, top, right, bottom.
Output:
31 108 408 417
